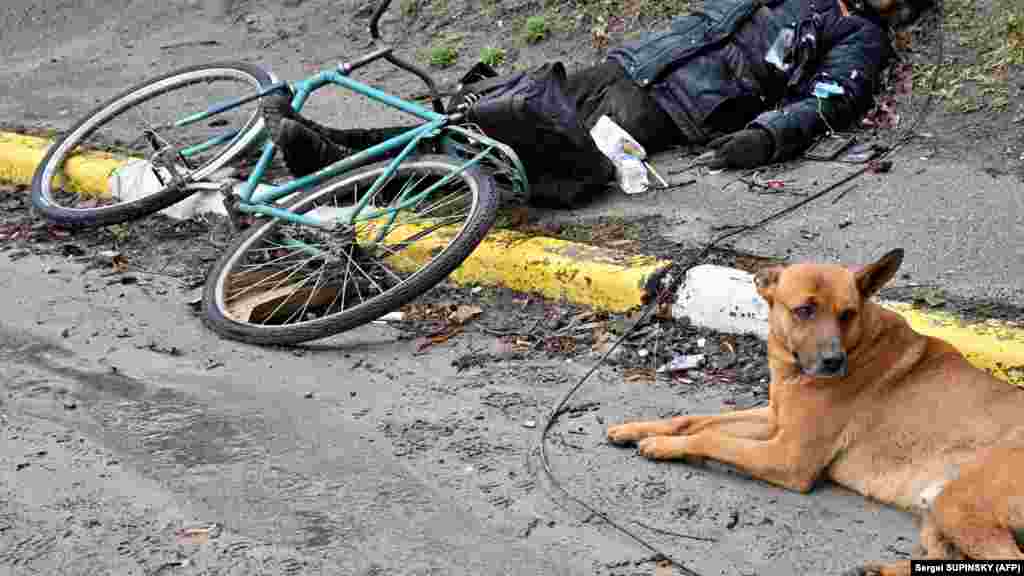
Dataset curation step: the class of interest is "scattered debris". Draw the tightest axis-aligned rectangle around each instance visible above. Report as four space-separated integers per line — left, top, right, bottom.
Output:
450 304 483 325
95 250 129 272
520 517 541 538
135 342 184 357
623 367 656 382
868 159 893 174
60 243 86 257
655 559 674 576
159 39 222 50
727 509 740 530
176 523 222 545
657 354 704 373
522 419 537 429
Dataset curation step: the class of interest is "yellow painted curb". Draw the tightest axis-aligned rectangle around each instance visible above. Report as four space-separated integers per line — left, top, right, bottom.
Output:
2 128 666 312
0 131 127 197
1 131 1019 384
368 222 671 313
882 302 1024 387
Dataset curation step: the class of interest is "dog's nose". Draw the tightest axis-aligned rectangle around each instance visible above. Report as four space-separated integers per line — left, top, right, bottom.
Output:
820 353 847 375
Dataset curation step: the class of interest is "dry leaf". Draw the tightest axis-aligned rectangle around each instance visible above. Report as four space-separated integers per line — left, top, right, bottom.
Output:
416 326 463 352
623 367 655 382
449 304 483 325
893 30 913 52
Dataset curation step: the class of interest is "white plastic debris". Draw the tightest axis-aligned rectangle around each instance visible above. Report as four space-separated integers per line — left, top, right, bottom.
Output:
107 160 275 220
589 115 650 195
657 354 705 373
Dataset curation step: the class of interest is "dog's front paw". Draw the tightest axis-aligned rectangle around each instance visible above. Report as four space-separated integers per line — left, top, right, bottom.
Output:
607 423 645 445
637 436 682 460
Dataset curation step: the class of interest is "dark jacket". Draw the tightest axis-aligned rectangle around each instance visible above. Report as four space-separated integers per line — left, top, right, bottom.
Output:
608 0 890 162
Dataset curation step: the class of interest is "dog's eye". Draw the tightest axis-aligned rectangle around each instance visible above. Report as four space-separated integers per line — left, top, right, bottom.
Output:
839 309 856 323
793 304 816 320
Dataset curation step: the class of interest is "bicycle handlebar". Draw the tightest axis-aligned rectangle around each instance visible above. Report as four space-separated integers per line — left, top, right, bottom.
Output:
364 0 446 115
369 0 392 40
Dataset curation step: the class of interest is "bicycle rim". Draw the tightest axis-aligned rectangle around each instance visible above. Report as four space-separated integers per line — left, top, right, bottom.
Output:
33 64 274 226
204 155 498 345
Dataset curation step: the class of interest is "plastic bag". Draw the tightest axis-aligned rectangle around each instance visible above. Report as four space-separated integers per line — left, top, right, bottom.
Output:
588 115 649 195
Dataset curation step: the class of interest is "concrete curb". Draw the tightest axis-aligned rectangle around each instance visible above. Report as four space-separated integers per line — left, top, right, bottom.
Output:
0 131 127 196
3 131 1022 385
0 130 672 313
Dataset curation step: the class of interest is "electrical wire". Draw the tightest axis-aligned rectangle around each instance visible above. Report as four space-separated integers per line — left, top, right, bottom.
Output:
537 0 944 571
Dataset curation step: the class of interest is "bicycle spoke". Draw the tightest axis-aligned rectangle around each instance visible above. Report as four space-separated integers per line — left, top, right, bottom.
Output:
258 267 322 326
207 155 492 343
290 260 330 323
227 250 321 301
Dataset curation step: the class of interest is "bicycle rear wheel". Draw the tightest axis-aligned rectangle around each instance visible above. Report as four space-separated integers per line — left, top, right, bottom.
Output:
31 62 276 227
202 155 499 345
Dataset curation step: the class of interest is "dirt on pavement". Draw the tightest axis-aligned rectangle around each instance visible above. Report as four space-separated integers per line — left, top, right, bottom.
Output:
0 181 922 575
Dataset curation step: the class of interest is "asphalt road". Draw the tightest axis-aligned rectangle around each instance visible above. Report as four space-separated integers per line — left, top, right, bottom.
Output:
1 242 917 575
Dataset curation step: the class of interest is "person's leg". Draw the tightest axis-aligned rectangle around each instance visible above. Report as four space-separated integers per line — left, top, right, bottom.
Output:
277 116 413 177
566 61 684 155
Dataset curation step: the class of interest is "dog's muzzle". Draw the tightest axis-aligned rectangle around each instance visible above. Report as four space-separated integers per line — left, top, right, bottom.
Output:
809 337 849 378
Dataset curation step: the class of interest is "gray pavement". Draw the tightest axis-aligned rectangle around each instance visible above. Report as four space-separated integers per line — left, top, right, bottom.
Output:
1 243 916 575
551 148 1024 307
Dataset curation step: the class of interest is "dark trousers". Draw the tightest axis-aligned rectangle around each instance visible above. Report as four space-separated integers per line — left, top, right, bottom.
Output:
565 60 684 155
280 61 683 185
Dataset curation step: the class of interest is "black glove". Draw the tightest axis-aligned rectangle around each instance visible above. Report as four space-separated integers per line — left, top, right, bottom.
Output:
705 128 775 170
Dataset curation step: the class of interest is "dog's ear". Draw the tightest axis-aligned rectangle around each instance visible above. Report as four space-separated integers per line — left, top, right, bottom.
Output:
855 248 904 299
754 266 782 304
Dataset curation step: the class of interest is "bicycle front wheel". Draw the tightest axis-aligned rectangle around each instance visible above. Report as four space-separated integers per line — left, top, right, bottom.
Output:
202 155 499 345
31 62 276 227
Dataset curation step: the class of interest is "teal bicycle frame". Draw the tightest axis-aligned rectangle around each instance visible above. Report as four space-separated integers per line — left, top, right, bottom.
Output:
168 50 524 239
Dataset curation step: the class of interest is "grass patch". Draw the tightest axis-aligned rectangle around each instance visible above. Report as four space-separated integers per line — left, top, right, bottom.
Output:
430 0 450 17
479 46 507 68
523 15 549 44
399 0 419 17
425 33 462 68
912 0 1023 112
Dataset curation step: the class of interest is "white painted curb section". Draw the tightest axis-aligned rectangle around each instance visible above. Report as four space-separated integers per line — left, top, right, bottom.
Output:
672 265 770 339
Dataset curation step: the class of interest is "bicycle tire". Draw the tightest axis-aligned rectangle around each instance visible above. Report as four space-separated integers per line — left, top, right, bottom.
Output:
202 154 499 345
31 62 277 228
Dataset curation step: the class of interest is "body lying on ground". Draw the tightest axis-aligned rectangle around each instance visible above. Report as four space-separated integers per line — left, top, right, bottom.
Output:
276 0 932 206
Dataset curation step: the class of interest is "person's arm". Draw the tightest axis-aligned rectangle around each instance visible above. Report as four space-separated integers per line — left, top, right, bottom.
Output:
749 15 890 163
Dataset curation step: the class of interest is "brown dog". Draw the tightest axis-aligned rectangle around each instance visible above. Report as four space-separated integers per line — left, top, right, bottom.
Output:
608 249 1024 574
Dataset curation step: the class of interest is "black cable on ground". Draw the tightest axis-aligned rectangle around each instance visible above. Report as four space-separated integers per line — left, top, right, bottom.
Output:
537 0 944 571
